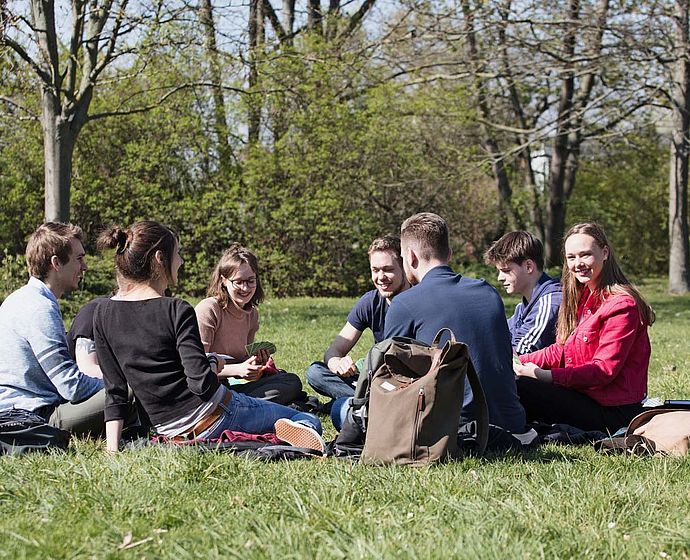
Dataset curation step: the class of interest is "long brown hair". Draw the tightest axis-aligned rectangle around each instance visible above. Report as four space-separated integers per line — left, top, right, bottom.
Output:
207 243 264 310
556 222 655 342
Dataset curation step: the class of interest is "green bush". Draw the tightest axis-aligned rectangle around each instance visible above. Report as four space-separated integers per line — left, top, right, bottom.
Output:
0 249 27 303
567 131 668 275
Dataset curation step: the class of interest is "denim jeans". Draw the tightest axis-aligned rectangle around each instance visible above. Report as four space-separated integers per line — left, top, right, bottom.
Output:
330 396 353 432
306 361 357 400
198 389 322 439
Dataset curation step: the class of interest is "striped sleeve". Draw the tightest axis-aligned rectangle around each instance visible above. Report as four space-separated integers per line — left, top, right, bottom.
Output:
515 292 557 354
26 302 103 403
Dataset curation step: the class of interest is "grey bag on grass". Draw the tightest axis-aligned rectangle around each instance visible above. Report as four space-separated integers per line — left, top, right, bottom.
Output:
0 408 70 456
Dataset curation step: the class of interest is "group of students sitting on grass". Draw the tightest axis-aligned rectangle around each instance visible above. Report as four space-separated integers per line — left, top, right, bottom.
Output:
0 211 675 456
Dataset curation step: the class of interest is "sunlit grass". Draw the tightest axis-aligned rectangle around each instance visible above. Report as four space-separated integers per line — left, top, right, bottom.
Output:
2 283 689 559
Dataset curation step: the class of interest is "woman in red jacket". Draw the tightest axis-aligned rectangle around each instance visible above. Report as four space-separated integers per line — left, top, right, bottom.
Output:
514 223 655 432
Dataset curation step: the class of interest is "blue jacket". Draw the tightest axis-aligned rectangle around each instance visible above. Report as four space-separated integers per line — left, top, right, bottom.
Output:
384 265 526 433
508 272 562 355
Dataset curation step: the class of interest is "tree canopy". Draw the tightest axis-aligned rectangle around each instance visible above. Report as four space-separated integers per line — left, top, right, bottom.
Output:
0 0 684 296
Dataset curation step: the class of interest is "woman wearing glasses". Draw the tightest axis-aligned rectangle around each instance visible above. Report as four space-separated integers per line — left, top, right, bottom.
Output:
195 244 304 405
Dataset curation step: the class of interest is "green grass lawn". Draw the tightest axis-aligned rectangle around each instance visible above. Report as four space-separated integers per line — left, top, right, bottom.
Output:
2 283 690 559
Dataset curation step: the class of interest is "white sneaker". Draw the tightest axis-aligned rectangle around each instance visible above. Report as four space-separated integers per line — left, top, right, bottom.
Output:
274 419 325 454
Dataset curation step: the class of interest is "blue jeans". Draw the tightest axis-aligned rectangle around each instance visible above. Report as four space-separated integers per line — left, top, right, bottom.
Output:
306 361 357 400
330 396 353 431
199 390 322 439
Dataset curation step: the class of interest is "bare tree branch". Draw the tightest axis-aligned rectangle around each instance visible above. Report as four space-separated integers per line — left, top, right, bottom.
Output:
0 95 39 119
2 35 50 83
338 0 375 39
263 0 287 42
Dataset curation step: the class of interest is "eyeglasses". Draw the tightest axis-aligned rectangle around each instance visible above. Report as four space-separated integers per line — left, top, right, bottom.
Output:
228 278 256 289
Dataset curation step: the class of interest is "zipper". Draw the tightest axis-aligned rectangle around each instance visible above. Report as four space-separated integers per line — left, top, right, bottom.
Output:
411 387 425 462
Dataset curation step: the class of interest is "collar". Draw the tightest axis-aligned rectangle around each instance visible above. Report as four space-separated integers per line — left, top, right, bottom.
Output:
420 264 455 283
524 272 555 305
28 276 58 305
578 287 604 317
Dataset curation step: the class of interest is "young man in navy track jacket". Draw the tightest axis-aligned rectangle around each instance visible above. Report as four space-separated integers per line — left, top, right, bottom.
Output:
484 231 562 355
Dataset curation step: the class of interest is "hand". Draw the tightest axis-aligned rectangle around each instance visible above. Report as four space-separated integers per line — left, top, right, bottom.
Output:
329 356 358 378
514 361 539 378
222 355 264 382
252 348 270 366
105 420 123 454
514 362 553 383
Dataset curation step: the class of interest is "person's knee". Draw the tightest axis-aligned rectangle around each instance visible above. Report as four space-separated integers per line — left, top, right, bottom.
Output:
306 361 328 389
331 397 352 431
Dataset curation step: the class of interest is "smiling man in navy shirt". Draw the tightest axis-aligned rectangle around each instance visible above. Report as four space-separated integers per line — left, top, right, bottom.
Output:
307 236 410 401
384 213 530 438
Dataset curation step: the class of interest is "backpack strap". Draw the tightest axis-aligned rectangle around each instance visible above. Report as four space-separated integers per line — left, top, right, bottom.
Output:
431 328 456 347
464 358 489 455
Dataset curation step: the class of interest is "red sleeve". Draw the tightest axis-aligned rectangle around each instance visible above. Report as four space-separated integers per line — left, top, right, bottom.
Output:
520 342 565 369
551 298 641 388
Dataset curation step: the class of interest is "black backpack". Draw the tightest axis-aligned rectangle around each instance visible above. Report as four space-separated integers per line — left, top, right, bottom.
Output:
0 408 71 456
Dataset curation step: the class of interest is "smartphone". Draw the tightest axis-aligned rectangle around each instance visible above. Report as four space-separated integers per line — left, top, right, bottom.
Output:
664 399 690 409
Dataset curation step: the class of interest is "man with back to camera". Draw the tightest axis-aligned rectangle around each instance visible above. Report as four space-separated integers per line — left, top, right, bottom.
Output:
306 235 410 402
383 212 532 440
484 231 562 354
0 222 104 435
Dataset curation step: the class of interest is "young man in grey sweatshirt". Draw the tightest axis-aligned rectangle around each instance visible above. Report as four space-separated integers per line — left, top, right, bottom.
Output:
0 222 104 436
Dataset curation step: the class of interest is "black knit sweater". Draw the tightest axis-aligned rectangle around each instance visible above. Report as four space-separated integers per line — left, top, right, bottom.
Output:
94 297 220 425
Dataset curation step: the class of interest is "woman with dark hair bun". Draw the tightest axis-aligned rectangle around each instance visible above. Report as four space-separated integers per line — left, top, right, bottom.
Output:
93 221 324 453
514 222 655 433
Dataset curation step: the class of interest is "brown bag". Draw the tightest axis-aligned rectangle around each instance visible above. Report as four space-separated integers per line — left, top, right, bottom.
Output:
596 408 690 456
361 329 488 466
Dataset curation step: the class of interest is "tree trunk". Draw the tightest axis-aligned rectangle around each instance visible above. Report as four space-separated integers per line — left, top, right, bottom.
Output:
282 0 295 41
498 0 544 239
1 0 8 40
247 0 262 144
545 0 609 265
461 0 522 234
42 97 76 223
199 0 235 173
669 0 690 294
544 0 578 265
307 0 322 34
325 0 340 41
